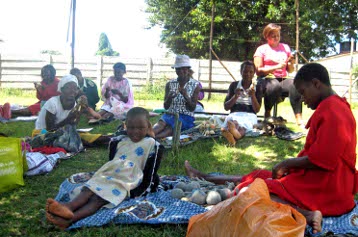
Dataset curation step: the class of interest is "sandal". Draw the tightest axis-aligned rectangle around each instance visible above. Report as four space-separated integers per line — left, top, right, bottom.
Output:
274 126 305 141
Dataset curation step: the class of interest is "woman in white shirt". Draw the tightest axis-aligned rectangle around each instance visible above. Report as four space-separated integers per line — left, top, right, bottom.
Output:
35 75 85 131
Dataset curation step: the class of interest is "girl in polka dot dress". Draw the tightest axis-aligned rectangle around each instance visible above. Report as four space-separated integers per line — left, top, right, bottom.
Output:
45 107 162 230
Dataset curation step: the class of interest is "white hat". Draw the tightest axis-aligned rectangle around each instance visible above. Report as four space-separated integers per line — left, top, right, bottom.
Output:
58 74 79 92
172 55 191 69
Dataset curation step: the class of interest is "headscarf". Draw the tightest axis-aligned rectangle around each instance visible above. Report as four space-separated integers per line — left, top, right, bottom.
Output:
57 74 79 92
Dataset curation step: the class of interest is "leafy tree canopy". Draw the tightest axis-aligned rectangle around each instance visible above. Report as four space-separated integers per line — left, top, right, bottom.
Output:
145 0 358 61
96 33 119 56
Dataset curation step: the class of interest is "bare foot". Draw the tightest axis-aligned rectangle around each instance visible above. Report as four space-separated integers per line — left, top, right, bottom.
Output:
46 198 74 220
305 210 322 234
227 121 242 140
46 212 72 230
184 160 206 178
221 129 236 146
87 108 102 120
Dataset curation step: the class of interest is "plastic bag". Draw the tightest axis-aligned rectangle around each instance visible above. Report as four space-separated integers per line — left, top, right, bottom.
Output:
52 124 83 153
31 124 83 153
0 137 26 193
186 178 306 237
25 151 66 176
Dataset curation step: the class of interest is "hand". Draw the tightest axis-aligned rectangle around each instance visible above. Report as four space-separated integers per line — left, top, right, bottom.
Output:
247 87 256 97
179 87 190 100
277 62 287 69
111 89 120 95
234 88 241 97
77 95 89 108
168 91 177 99
272 160 290 179
34 82 42 90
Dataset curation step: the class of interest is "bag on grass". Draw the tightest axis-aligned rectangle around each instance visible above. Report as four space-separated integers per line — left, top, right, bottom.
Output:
0 137 26 193
25 151 66 176
186 178 306 237
53 124 83 153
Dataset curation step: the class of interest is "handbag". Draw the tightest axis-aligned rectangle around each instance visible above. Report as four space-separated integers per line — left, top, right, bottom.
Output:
0 137 26 193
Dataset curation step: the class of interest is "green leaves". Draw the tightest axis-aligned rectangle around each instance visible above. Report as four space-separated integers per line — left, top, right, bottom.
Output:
146 0 358 61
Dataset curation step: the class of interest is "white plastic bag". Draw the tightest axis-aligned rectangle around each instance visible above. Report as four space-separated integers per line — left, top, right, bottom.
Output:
25 152 65 176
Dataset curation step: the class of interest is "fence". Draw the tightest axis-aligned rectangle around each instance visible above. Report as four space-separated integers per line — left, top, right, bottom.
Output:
0 53 357 101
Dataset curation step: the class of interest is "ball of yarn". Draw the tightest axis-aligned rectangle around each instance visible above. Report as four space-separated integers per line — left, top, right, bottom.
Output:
174 182 187 191
185 181 201 192
189 190 207 205
217 188 231 200
206 191 222 205
170 188 185 199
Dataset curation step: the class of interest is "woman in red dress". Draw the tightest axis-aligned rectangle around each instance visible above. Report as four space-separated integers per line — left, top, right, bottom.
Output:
12 64 60 117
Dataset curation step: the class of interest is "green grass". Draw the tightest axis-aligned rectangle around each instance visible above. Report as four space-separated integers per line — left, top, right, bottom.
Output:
0 94 357 236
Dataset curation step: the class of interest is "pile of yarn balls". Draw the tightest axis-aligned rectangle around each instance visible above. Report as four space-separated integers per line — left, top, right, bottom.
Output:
170 180 236 205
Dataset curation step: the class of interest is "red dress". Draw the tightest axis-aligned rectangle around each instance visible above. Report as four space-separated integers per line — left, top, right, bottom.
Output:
236 95 357 216
28 77 61 115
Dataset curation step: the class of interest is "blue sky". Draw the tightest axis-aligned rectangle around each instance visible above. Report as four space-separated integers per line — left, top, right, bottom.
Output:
0 0 167 58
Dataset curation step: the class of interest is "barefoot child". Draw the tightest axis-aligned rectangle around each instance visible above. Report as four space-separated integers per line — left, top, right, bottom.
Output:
185 63 358 234
46 107 162 229
221 61 263 145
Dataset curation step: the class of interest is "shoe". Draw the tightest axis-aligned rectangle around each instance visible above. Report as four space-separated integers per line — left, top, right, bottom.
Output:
274 126 305 141
88 118 101 125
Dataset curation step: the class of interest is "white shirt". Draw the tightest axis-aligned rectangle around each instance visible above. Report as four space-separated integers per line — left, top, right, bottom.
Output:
35 96 75 130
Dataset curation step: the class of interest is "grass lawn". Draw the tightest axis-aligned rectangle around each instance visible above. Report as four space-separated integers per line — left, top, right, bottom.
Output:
0 91 357 236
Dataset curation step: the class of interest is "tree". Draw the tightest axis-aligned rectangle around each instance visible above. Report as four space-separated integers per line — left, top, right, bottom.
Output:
96 33 119 56
145 0 358 61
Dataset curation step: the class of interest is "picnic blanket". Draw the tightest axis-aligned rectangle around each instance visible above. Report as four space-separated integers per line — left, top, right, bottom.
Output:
54 175 206 230
54 174 358 235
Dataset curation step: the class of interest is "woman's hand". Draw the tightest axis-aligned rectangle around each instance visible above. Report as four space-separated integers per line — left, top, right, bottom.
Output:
179 87 189 100
104 87 110 99
34 82 42 91
247 86 256 97
168 91 177 99
111 88 120 95
272 160 290 179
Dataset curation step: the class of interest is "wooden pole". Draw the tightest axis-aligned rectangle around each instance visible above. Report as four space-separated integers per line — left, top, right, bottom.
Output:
211 49 236 81
295 0 299 71
208 0 215 100
71 0 76 69
349 37 354 103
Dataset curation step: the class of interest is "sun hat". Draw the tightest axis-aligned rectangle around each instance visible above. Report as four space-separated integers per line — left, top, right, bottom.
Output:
172 55 191 69
58 74 79 92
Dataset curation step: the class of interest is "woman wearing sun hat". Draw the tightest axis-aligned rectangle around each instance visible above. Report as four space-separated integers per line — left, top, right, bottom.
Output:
153 55 200 139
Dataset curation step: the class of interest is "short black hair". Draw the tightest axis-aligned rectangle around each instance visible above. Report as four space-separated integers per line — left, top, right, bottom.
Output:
41 64 56 78
240 60 255 74
126 107 149 121
113 62 126 72
70 68 82 76
294 63 331 86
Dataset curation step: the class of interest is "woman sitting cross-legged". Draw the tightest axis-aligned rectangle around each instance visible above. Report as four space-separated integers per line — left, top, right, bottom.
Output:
45 107 163 230
12 64 61 117
184 63 358 234
153 55 200 139
221 60 263 145
35 74 84 131
97 62 134 122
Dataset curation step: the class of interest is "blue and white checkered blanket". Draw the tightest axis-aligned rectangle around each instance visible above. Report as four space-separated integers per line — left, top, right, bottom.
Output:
55 176 358 235
54 178 206 230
